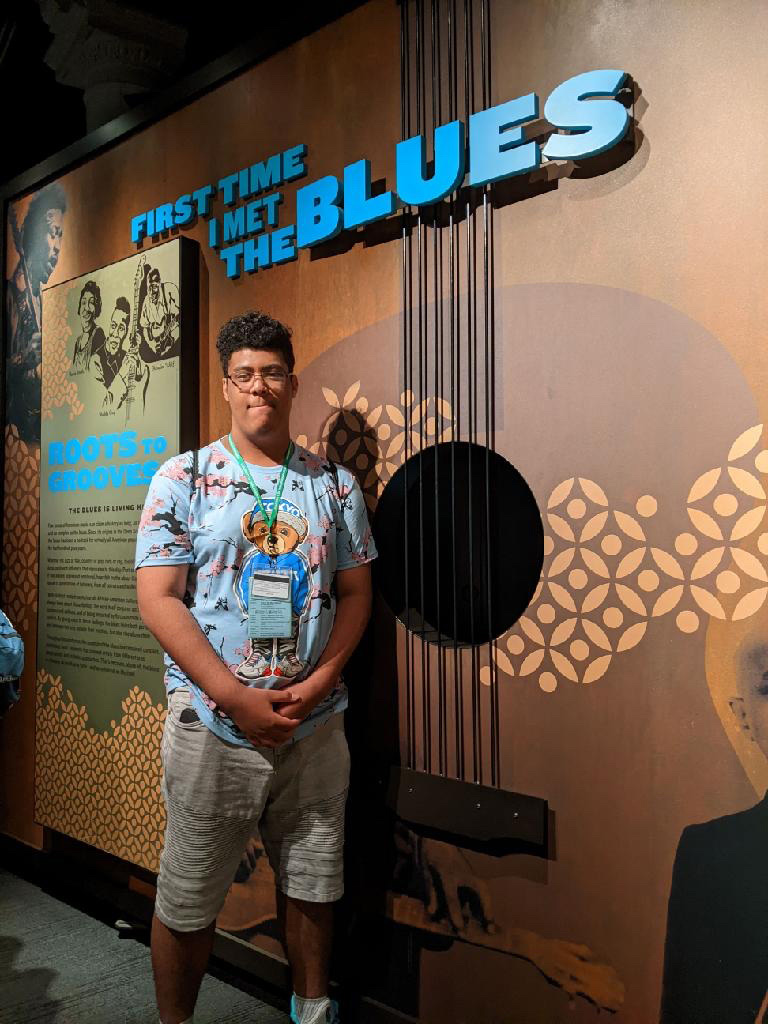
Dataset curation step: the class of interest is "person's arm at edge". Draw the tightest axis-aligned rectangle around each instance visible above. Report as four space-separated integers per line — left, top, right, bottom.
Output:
136 563 301 746
277 562 372 720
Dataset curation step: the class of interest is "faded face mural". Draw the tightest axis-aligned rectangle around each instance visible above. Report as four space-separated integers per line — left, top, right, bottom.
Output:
6 184 67 444
38 208 63 287
733 644 768 760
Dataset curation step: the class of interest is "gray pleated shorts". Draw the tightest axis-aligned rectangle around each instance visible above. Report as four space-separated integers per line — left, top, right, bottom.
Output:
155 687 350 932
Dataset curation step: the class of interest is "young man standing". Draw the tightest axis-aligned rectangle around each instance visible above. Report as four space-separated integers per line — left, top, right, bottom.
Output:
135 311 376 1024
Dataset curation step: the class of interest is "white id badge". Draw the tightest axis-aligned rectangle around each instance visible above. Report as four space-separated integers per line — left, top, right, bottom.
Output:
248 571 292 638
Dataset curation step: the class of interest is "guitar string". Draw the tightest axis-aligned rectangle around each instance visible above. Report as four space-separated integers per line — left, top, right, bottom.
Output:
448 0 464 782
464 0 482 785
433 0 447 778
415 0 429 774
400 0 414 772
480 0 499 787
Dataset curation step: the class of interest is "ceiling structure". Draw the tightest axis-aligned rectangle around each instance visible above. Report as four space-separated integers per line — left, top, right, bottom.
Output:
1 0 363 190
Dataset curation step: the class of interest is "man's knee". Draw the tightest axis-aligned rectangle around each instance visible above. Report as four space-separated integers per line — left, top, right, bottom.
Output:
153 905 219 936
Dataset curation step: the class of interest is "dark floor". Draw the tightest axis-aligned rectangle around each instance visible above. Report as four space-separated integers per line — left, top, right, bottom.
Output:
0 868 290 1024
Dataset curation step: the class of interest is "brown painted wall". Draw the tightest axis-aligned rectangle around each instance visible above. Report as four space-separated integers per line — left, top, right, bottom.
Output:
5 1 768 1021
1 0 401 856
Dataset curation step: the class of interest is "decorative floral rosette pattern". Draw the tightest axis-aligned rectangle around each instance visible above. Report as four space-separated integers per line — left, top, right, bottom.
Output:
35 670 166 870
303 385 768 695
484 423 768 692
297 382 454 511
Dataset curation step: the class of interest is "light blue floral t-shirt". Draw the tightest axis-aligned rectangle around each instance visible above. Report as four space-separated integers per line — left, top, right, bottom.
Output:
134 438 377 744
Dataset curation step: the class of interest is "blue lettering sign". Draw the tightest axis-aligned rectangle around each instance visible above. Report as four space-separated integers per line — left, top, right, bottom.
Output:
396 120 465 206
192 185 215 216
469 94 539 186
223 206 246 243
542 69 629 160
128 72 633 268
243 234 271 274
283 144 308 182
220 243 244 279
271 224 297 265
173 194 194 226
263 193 283 228
343 160 395 229
251 154 282 194
296 176 343 248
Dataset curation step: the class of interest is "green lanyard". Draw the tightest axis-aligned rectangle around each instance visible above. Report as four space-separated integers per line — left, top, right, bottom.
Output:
228 434 294 541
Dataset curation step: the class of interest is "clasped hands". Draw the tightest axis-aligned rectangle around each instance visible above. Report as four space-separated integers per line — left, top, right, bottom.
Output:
227 671 332 748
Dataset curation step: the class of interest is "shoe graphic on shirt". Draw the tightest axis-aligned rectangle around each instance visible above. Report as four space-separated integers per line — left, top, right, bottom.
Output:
236 653 271 679
274 652 303 678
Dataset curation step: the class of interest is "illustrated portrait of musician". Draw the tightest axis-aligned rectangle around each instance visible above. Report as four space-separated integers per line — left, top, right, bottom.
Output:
661 610 768 1024
70 280 105 374
137 263 180 363
6 183 67 443
90 295 148 415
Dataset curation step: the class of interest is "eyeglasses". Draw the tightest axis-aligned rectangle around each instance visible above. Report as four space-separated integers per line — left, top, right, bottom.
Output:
226 368 291 391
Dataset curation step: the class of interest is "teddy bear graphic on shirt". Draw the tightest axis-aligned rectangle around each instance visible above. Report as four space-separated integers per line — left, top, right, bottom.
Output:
233 497 311 680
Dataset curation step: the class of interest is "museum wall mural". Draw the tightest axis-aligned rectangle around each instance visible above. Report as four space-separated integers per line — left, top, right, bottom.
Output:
4 0 768 1020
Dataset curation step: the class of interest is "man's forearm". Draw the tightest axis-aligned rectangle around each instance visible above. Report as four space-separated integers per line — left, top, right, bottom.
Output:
291 590 372 707
139 595 243 715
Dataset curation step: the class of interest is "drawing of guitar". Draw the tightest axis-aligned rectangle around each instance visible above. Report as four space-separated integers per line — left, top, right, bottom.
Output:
124 254 146 425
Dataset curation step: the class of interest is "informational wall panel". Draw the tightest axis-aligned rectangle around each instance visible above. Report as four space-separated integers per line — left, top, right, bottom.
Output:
35 238 197 864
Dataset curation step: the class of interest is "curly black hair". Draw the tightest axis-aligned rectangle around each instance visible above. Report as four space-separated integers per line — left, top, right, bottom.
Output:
22 182 67 253
216 310 295 374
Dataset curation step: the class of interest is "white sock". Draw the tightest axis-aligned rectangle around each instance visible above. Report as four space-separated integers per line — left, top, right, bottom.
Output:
159 1017 193 1024
293 994 330 1023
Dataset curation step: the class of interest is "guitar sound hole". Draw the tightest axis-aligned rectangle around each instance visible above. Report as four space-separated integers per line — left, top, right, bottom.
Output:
373 442 544 646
